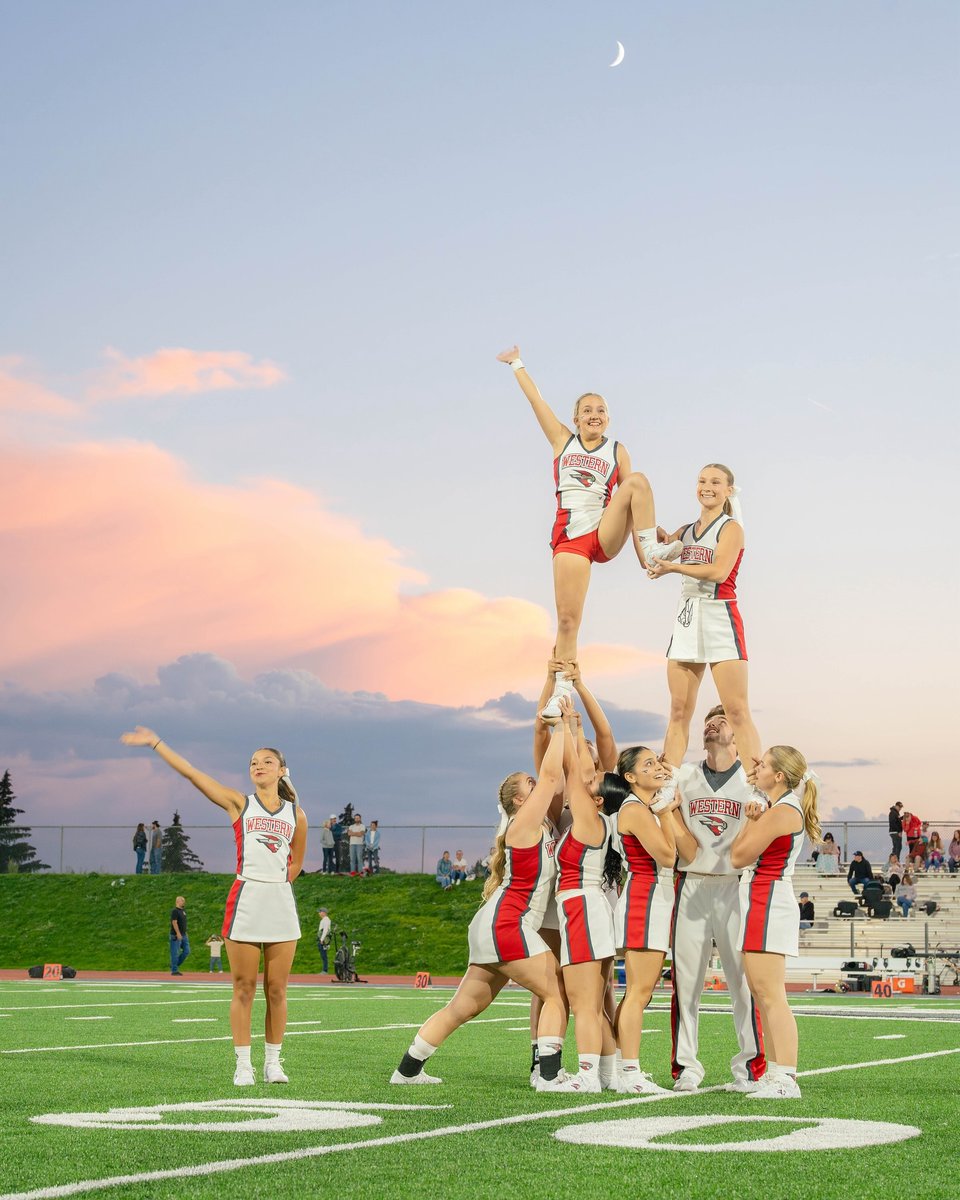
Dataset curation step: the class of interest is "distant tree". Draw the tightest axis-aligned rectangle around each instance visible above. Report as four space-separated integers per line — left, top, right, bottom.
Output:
162 810 204 872
0 770 49 873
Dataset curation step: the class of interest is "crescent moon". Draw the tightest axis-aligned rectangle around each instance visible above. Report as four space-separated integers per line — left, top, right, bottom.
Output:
610 41 625 67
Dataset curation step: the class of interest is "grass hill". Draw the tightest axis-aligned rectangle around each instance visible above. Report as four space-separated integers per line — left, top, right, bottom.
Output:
0 872 481 976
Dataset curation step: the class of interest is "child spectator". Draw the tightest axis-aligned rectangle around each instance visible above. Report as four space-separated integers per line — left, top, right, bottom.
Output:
882 854 902 891
895 872 917 918
927 832 945 872
364 821 381 874
205 934 224 973
320 819 336 874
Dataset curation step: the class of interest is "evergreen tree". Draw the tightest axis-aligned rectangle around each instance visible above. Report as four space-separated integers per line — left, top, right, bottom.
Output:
161 810 205 872
0 770 49 873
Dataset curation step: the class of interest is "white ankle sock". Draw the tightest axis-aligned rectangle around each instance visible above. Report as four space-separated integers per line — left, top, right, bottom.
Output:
620 1057 640 1075
235 1045 252 1068
599 1054 617 1085
578 1053 600 1077
264 1041 282 1065
410 1034 438 1061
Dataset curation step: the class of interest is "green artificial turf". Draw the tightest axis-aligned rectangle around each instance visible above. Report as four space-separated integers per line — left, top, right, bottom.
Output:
0 982 958 1199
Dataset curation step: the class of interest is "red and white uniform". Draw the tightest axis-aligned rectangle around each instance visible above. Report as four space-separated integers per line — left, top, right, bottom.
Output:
670 761 765 1086
739 792 805 957
468 824 557 964
551 434 620 548
222 795 301 943
666 515 747 663
614 802 673 952
555 813 616 966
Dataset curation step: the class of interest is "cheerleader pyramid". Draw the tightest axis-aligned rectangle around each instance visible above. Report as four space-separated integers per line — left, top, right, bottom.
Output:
391 348 821 1101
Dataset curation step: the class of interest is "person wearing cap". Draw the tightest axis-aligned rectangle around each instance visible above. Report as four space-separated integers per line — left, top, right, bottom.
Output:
847 850 873 895
798 892 814 930
320 819 336 874
317 907 332 972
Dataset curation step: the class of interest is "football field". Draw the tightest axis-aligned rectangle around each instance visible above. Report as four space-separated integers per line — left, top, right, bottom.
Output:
0 979 957 1199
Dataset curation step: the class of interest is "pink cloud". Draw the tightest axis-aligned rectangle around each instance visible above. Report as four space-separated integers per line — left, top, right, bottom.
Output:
0 357 79 416
0 438 651 704
88 347 287 400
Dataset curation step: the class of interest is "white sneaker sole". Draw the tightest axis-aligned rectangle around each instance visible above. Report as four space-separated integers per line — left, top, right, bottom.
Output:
389 1069 442 1085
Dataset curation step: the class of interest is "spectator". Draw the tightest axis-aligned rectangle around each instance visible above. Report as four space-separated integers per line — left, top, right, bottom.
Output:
847 850 873 895
888 801 904 859
205 934 224 973
798 892 815 930
133 823 148 874
436 851 453 889
331 813 347 872
316 907 332 973
903 810 922 859
815 832 841 875
170 895 190 976
320 819 336 874
364 821 381 874
948 830 960 874
450 850 469 885
882 854 902 891
927 832 945 872
149 820 163 875
347 812 366 875
895 872 917 918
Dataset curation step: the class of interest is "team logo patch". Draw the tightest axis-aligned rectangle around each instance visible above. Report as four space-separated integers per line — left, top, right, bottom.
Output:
570 470 596 487
698 816 728 838
256 834 284 854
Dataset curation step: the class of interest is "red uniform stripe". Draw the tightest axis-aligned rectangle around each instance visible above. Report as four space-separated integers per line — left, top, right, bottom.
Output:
562 894 595 964
742 878 775 952
222 879 244 939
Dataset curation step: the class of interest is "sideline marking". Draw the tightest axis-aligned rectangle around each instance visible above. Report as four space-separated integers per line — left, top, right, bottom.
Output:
4 1047 956 1200
0 1016 525 1056
64 1018 111 1022
172 1019 217 1024
874 1034 906 1040
554 1114 920 1152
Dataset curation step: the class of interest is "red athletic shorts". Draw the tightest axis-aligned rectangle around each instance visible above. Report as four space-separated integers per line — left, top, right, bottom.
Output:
552 529 610 563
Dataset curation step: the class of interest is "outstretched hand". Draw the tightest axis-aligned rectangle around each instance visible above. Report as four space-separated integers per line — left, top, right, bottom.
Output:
120 725 159 748
646 557 673 579
496 345 520 364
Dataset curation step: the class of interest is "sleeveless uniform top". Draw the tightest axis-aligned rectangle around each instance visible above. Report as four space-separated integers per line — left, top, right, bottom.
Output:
678 760 754 876
233 794 298 884
677 514 742 600
552 434 620 544
556 812 613 891
616 800 665 884
489 822 557 931
751 792 805 882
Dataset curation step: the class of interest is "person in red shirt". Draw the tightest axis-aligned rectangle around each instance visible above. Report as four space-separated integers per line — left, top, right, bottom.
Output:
903 811 922 859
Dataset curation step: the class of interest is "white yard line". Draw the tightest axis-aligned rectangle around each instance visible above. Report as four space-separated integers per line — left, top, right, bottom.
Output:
0 1016 524 1056
3 1044 957 1200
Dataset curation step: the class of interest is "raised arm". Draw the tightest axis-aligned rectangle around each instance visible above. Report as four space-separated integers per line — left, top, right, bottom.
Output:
647 520 743 583
120 726 245 819
563 714 604 844
509 713 566 847
567 662 618 772
532 662 559 773
497 346 571 455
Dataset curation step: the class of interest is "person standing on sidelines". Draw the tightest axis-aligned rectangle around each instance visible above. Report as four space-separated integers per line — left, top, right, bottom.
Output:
390 703 569 1087
169 895 190 975
133 823 148 874
122 728 307 1087
668 705 766 1093
731 745 820 1100
317 908 332 973
646 464 762 781
888 802 904 860
364 821 381 874
497 346 671 717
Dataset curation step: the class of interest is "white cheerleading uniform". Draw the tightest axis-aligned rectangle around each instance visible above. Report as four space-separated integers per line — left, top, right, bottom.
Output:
538 812 570 934
551 434 620 548
614 801 674 953
739 792 805 958
555 812 616 966
670 761 765 1086
222 795 302 944
468 824 557 965
666 514 747 664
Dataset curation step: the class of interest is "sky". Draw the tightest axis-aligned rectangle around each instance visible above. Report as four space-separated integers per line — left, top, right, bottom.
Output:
1 2 957 872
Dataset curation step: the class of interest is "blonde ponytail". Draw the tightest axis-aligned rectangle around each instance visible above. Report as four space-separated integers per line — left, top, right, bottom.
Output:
767 745 821 843
482 772 526 901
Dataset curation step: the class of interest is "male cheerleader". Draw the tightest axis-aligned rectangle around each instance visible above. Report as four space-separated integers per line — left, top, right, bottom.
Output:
666 705 766 1092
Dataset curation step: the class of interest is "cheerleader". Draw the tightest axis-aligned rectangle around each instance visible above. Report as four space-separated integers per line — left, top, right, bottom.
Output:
391 705 570 1086
120 728 307 1087
646 464 761 778
731 745 821 1100
601 749 678 1094
498 346 669 715
547 708 618 1093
